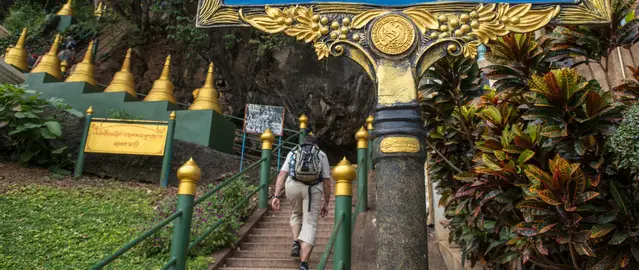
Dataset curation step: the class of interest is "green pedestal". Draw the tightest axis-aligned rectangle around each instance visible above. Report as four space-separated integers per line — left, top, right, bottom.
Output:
26 77 236 154
56 16 74 32
175 110 235 154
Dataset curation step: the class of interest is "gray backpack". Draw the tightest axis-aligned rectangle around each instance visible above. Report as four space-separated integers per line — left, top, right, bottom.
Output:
292 144 322 183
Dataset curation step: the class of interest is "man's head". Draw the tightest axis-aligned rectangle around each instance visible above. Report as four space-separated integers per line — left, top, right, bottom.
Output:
303 135 319 146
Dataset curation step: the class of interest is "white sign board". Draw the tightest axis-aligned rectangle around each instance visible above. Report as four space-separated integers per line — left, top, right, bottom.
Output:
243 104 286 136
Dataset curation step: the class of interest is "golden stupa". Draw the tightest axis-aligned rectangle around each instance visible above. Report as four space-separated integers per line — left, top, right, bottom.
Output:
144 55 176 103
104 48 137 97
31 34 63 79
94 1 104 17
56 0 73 16
65 40 97 85
4 28 28 71
189 62 222 113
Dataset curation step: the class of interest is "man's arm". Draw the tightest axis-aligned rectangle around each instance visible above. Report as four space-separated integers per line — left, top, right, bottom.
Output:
274 171 288 198
322 179 331 206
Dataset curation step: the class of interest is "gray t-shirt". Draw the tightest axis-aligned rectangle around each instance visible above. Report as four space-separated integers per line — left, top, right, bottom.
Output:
280 149 331 192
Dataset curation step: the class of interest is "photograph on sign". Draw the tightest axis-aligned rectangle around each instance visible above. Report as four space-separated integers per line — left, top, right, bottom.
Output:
243 104 286 136
84 122 169 156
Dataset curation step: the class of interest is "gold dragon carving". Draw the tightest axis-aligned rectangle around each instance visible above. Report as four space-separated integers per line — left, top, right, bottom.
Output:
233 3 560 60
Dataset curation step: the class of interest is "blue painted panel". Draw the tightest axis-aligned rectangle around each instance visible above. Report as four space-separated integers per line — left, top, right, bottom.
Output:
223 0 575 6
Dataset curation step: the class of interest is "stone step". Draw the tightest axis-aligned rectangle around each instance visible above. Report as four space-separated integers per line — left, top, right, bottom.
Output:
249 228 333 237
219 268 331 270
255 221 334 229
245 235 330 244
261 216 335 223
239 242 327 251
224 258 330 268
232 250 331 259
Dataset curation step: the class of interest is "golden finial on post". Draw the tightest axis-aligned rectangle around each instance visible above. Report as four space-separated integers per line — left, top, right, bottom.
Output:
104 48 137 97
299 114 308 129
4 27 28 71
366 115 374 130
177 158 201 195
94 1 104 17
355 127 369 149
332 157 356 196
60 60 68 74
86 106 94 115
144 55 176 103
170 111 176 120
56 0 74 16
31 34 63 79
189 62 222 113
66 40 97 85
261 128 276 150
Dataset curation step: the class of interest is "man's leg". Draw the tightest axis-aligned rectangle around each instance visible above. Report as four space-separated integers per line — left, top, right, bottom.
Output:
287 181 304 257
298 188 323 265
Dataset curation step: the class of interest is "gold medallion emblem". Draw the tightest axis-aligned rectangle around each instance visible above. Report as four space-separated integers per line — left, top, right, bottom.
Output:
370 14 416 56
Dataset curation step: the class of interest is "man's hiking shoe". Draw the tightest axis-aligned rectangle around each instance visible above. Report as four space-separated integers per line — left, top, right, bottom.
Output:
291 240 301 257
300 262 309 270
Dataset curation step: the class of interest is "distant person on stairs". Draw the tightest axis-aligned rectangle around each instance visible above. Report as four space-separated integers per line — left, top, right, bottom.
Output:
271 134 331 270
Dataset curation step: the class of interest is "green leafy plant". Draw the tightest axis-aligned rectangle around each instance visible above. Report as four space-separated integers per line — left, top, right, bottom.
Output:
140 173 256 258
0 84 81 167
609 104 639 173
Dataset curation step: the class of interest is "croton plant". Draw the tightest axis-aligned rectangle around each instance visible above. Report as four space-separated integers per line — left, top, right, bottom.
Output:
422 32 639 269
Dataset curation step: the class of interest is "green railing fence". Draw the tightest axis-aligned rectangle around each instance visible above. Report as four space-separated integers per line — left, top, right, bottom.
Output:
90 115 374 270
90 127 302 270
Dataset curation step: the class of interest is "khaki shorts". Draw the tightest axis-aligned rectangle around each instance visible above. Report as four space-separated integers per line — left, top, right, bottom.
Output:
285 179 323 246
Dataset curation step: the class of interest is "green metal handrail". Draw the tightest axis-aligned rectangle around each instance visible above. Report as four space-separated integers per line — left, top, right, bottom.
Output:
90 210 183 269
159 257 177 270
194 158 266 205
317 212 345 270
189 184 266 250
273 131 302 153
351 165 366 232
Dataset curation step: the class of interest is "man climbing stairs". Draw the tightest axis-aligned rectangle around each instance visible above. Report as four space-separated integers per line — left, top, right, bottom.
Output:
217 194 336 269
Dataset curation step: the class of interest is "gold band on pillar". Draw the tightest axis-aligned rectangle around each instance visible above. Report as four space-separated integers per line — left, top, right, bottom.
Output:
177 158 201 195
299 114 308 129
261 128 275 150
366 115 374 131
332 157 356 196
355 127 369 149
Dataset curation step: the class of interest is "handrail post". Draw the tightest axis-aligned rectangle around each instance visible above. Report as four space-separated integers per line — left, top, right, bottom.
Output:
74 106 94 177
259 129 275 209
355 127 369 213
366 116 374 172
161 111 177 187
299 114 308 144
332 158 356 270
169 158 201 270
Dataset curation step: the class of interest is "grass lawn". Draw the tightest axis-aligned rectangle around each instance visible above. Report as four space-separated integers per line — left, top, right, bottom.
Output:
0 164 211 269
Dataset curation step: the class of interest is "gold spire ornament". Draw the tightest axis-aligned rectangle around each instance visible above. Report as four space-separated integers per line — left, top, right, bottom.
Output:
4 28 28 71
366 115 374 130
189 62 222 113
65 40 97 85
31 34 63 79
60 60 68 74
94 1 104 17
104 48 137 97
56 0 73 16
144 55 176 103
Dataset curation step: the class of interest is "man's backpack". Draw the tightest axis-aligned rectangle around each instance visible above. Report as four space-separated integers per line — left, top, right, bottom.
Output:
291 144 322 183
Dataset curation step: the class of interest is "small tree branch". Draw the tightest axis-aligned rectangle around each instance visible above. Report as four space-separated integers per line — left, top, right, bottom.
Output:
425 140 463 173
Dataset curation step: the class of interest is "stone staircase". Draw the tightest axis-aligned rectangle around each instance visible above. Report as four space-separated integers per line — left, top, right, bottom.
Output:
217 187 339 270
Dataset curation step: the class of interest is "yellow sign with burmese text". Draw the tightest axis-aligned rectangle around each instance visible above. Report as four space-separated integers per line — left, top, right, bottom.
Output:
85 122 168 156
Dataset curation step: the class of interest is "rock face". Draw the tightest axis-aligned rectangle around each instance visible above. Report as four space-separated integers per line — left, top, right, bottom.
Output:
58 109 260 186
93 28 376 163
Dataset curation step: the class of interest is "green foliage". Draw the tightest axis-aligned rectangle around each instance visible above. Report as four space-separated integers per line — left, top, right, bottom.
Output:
106 109 145 120
248 32 297 58
0 84 81 167
609 104 639 173
427 31 639 269
139 173 256 259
